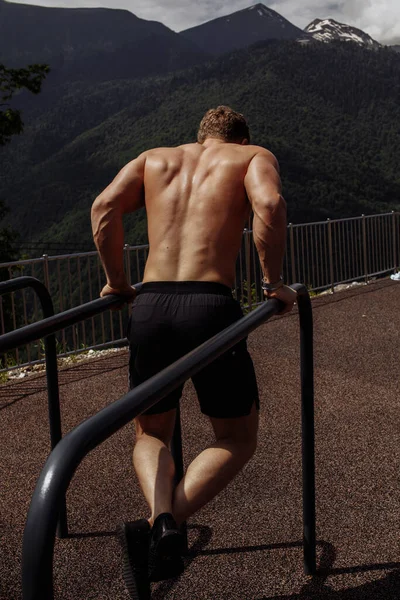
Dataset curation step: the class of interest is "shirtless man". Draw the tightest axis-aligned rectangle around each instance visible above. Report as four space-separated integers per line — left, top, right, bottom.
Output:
91 106 297 598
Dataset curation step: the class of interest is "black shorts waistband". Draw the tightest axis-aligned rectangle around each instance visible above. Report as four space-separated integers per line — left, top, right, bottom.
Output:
140 281 233 296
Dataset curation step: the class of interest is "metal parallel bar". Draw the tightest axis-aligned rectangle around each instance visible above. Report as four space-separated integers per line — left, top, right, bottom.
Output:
21 286 315 598
393 212 398 271
22 296 287 599
292 284 316 575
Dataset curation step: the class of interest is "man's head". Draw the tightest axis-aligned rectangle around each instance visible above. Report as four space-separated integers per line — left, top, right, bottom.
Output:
197 106 250 145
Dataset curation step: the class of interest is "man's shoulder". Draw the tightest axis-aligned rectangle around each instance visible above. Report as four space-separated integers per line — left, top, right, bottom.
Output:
245 145 279 170
247 144 277 159
146 143 197 155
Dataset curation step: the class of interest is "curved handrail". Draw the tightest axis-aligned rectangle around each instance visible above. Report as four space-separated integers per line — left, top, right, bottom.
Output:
0 279 142 537
22 294 292 600
21 285 315 598
0 277 59 443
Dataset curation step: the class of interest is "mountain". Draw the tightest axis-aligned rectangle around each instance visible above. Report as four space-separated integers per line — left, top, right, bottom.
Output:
2 39 400 253
391 45 400 53
180 3 310 56
305 19 381 49
0 0 208 83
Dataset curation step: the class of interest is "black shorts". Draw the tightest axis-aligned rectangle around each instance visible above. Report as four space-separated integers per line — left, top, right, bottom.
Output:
127 281 259 418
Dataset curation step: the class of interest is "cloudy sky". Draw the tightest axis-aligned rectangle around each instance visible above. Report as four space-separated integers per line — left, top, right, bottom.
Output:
7 0 400 44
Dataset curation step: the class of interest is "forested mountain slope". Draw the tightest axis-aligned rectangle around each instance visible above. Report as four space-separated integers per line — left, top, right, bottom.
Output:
1 40 400 252
0 0 208 84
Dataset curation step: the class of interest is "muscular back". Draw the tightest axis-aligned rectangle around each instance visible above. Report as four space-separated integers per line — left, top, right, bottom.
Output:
142 141 274 287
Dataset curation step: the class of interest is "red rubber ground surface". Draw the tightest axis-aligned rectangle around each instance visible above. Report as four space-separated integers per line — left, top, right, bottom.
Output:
1 279 399 599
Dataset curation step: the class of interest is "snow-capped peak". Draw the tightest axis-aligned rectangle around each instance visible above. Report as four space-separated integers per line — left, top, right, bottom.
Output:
305 18 381 49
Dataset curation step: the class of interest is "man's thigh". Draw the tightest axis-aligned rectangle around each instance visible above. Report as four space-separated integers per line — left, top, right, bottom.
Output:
210 402 259 445
134 409 177 446
192 339 259 418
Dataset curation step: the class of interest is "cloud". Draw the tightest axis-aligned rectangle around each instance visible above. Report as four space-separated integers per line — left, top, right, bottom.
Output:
7 0 400 42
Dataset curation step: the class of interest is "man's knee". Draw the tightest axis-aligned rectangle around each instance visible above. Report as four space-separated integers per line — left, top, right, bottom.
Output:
134 409 177 446
235 433 258 462
210 403 259 460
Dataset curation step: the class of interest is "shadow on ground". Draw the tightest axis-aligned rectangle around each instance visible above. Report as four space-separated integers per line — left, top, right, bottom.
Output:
152 526 400 600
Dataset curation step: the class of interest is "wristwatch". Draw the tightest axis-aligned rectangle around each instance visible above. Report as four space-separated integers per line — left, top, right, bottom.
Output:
261 276 284 293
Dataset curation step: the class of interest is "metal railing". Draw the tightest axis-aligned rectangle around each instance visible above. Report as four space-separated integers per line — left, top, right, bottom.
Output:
1 211 396 371
0 279 143 536
20 284 315 599
0 277 61 448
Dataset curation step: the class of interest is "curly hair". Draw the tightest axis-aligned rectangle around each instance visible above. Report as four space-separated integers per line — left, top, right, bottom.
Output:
197 105 250 144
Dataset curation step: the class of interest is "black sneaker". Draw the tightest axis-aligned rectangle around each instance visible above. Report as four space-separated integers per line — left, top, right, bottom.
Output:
116 520 151 600
148 513 184 582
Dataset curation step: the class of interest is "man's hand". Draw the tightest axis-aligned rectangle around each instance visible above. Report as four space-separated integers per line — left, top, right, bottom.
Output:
264 284 297 315
100 282 137 309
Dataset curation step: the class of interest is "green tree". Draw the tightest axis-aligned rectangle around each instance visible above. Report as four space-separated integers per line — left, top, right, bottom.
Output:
0 63 49 362
0 62 49 146
0 62 49 261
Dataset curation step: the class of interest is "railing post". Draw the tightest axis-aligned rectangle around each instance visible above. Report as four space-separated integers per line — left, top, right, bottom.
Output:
362 215 368 284
42 255 50 290
292 284 316 575
244 229 252 310
327 219 334 293
124 245 132 317
289 223 296 284
171 406 188 554
124 244 132 285
392 211 398 272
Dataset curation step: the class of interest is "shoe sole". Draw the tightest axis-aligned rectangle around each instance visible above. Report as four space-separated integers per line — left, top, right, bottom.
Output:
148 530 184 582
116 524 150 600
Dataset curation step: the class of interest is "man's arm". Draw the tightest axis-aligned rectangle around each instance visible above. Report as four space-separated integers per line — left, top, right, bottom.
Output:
244 151 296 313
91 153 146 298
